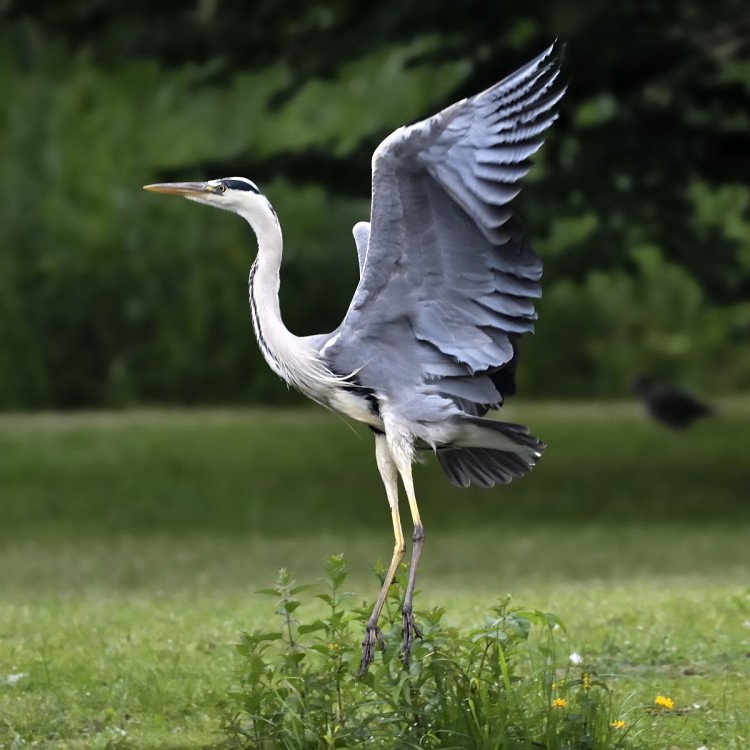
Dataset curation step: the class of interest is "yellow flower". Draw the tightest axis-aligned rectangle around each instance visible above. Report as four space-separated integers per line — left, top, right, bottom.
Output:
551 682 558 690
610 719 627 729
581 672 591 691
654 695 674 710
551 698 568 709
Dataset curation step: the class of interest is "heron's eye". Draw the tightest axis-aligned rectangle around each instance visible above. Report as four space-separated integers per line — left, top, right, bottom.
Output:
217 183 227 194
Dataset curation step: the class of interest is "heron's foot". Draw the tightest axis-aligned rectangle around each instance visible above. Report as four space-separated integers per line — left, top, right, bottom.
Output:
401 608 422 666
359 624 385 676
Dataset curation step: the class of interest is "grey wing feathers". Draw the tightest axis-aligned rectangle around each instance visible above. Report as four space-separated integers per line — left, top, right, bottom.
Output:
418 42 565 249
327 43 565 420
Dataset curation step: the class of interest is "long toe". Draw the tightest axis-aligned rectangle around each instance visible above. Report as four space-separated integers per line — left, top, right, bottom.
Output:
359 625 385 676
401 609 422 666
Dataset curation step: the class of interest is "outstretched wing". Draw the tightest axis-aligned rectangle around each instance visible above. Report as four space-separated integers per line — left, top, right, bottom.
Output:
326 43 565 419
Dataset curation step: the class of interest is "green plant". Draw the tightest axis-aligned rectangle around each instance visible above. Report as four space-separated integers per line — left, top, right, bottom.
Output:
223 556 643 749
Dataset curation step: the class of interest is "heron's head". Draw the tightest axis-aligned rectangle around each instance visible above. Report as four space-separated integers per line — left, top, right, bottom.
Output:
144 177 275 222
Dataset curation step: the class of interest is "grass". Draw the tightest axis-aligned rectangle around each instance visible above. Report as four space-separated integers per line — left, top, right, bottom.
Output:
0 401 749 747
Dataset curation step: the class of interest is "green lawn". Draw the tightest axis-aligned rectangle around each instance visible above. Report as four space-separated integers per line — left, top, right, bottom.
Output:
1 402 749 748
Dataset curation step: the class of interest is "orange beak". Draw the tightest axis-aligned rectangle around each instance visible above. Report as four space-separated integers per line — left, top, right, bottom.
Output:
143 181 218 197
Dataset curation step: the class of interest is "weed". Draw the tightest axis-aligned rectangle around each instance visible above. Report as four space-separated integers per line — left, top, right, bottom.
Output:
223 555 643 749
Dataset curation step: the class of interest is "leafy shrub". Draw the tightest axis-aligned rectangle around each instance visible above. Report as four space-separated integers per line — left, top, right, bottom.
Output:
222 556 642 749
522 244 750 397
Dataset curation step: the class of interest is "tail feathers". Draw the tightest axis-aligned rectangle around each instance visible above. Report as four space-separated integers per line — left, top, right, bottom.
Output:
437 417 545 488
437 445 541 488
460 416 544 456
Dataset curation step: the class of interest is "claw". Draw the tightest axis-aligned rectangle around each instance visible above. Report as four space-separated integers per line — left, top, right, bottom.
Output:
401 608 422 666
359 624 385 676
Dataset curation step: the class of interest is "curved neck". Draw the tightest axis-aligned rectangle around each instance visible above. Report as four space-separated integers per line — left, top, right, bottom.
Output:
242 204 344 401
243 207 300 383
240 202 348 404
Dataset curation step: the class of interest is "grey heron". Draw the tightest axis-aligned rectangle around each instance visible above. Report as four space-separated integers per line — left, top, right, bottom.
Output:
144 42 566 674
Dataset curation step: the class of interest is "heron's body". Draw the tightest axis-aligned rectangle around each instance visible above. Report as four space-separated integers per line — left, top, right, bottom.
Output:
145 43 566 672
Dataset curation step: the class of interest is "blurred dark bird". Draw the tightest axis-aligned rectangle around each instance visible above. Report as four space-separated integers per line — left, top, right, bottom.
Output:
632 375 713 429
144 43 565 674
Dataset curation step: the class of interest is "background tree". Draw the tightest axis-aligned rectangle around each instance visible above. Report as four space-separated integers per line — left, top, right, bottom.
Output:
1 0 748 408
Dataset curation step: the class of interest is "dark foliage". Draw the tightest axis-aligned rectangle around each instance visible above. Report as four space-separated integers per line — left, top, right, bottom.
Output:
1 1 748 408
6 0 750 301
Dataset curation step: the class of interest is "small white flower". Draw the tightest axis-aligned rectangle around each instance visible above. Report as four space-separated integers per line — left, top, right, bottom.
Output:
696 745 709 750
4 672 27 685
569 651 583 665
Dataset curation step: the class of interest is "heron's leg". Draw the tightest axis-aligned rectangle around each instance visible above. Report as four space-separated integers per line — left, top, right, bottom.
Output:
359 433 405 676
397 458 424 664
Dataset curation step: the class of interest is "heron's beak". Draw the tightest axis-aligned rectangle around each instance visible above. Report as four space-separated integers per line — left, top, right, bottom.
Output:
143 181 218 197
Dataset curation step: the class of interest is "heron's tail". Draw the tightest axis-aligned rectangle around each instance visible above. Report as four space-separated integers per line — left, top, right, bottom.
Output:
437 417 544 488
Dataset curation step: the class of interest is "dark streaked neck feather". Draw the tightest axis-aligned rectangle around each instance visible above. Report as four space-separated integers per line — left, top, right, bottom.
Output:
248 258 284 376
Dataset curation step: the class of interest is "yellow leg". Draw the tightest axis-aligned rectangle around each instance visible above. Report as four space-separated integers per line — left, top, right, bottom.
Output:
359 434 405 676
398 458 425 663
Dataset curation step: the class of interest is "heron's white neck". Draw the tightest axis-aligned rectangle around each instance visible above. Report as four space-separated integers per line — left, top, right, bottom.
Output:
241 204 340 397
243 207 299 383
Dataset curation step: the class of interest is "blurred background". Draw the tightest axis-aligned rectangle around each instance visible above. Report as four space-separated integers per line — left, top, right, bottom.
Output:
1 0 749 411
